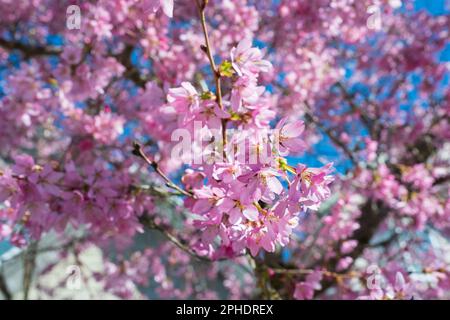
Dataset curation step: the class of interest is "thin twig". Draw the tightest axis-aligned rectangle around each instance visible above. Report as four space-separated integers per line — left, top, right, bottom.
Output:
113 45 147 88
303 102 358 166
22 241 38 300
0 37 60 57
336 82 375 137
140 215 213 262
0 37 147 89
0 271 12 300
194 0 228 155
271 268 363 280
132 142 193 197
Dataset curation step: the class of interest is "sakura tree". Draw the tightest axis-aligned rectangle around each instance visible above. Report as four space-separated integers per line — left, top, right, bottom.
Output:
0 0 449 300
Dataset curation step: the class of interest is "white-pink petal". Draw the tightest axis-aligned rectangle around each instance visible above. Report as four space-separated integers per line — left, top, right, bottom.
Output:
160 0 174 18
243 206 259 221
266 176 283 194
282 120 305 138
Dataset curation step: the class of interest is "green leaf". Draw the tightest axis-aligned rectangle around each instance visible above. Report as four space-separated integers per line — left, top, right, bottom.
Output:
200 91 216 100
219 60 235 77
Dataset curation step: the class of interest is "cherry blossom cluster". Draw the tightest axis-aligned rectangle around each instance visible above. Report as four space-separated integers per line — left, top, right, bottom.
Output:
142 35 333 258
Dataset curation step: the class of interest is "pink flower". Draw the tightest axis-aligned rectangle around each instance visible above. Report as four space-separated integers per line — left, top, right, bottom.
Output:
181 170 205 190
386 272 413 300
276 118 306 153
139 81 164 109
363 138 378 162
192 100 230 128
211 163 242 184
230 38 272 78
12 154 35 176
61 46 83 65
359 272 413 300
293 271 323 300
336 256 353 271
10 232 27 248
160 0 174 17
217 197 260 224
83 111 125 145
167 82 199 112
151 0 174 18
0 169 19 202
340 240 358 254
191 187 225 215
28 164 64 198
87 6 113 39
230 76 265 112
402 164 434 190
237 167 283 203
289 163 334 211
0 224 12 239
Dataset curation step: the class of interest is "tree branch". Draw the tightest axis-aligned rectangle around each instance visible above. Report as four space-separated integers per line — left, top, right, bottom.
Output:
22 241 38 300
132 142 193 197
303 103 358 166
195 0 228 155
336 82 376 138
0 37 148 89
0 37 61 57
140 215 214 262
113 45 148 88
0 272 12 300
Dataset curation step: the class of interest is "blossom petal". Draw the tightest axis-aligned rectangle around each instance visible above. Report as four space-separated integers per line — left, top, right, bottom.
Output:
243 206 259 221
161 0 174 18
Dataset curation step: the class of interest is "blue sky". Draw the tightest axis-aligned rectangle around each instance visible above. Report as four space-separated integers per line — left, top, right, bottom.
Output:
415 0 449 15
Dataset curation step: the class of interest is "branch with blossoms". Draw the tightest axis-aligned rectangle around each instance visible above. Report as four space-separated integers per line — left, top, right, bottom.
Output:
126 0 335 261
0 0 449 301
194 0 229 153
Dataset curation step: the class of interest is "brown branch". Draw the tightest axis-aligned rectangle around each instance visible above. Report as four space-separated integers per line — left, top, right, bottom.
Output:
303 104 358 166
195 0 228 155
113 45 147 88
0 37 61 57
22 241 38 300
140 215 215 262
0 272 12 300
313 199 389 298
336 82 375 137
132 142 193 197
433 174 450 186
0 37 148 89
271 268 363 280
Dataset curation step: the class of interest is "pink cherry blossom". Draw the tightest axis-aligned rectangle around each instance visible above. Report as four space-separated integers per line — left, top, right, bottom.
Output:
166 82 199 112
294 271 323 300
276 118 307 153
231 38 272 78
